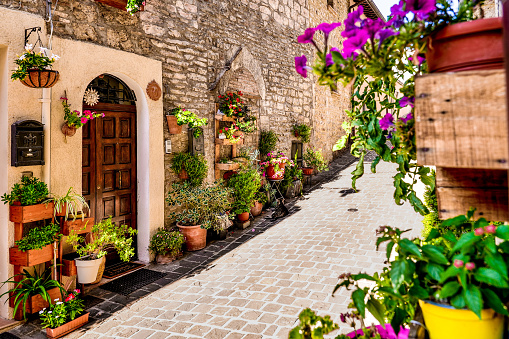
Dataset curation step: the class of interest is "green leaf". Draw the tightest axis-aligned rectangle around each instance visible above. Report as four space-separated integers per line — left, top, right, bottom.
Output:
370 156 381 174
408 192 429 216
409 283 429 299
474 268 509 288
422 245 448 265
378 287 403 300
425 228 440 243
399 239 422 258
366 297 386 325
485 252 508 279
391 259 408 289
482 288 509 316
450 232 479 253
350 273 377 282
386 241 395 260
352 288 366 318
420 173 435 191
351 152 365 191
451 294 466 309
496 225 509 240
440 265 461 283
426 263 445 281
441 215 468 228
333 135 349 152
440 281 460 299
390 308 407 335
464 284 483 319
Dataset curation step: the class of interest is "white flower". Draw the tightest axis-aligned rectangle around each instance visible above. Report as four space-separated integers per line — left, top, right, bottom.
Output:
54 298 60 302
55 316 59 318
48 311 52 314
56 301 63 305
18 54 26 61
51 54 60 61
24 44 33 51
39 310 43 314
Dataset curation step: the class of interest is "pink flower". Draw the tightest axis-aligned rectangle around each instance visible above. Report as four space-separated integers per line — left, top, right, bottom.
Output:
474 228 484 236
74 289 80 294
101 113 105 117
225 127 229 131
81 117 88 124
465 262 476 270
453 259 464 268
485 224 497 234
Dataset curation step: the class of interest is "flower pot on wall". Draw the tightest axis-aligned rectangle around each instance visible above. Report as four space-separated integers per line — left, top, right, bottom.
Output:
178 169 189 180
9 244 54 267
251 201 263 217
426 17 503 73
419 300 504 339
61 124 77 137
177 222 207 251
75 256 105 284
9 202 56 223
45 312 89 339
20 69 59 88
166 115 182 135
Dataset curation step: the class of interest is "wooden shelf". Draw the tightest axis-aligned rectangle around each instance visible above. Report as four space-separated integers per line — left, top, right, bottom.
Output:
9 244 54 267
215 114 237 122
215 138 243 146
216 162 240 171
62 217 94 236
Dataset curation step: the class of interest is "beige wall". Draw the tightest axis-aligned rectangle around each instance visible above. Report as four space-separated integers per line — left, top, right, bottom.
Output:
0 7 165 318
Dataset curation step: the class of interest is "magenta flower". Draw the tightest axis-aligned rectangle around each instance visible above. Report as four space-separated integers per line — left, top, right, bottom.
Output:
295 55 311 78
408 55 426 65
391 0 407 17
405 0 437 20
465 262 476 270
379 113 394 131
347 324 409 339
101 113 105 117
376 29 399 47
400 113 413 124
297 28 317 44
316 22 341 38
362 18 386 39
325 47 341 67
80 117 88 124
399 96 415 108
454 259 464 268
474 228 484 236
342 6 364 38
485 224 497 234
343 30 369 58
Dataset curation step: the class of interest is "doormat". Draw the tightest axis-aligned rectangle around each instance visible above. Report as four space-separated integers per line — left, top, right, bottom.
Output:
102 262 145 279
100 269 166 296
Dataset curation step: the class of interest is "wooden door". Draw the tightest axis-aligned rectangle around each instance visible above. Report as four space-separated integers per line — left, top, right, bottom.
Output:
82 103 137 259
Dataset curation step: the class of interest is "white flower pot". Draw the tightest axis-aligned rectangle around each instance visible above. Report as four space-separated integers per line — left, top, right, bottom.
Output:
219 133 226 139
75 256 103 284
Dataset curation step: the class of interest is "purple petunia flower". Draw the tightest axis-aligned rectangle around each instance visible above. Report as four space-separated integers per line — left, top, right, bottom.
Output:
376 29 399 47
316 22 341 38
399 96 415 108
405 0 437 20
295 55 311 78
342 6 364 38
408 55 426 65
379 113 394 131
297 28 317 44
362 18 386 39
347 324 409 339
342 30 369 58
400 113 413 124
391 0 407 17
326 47 341 67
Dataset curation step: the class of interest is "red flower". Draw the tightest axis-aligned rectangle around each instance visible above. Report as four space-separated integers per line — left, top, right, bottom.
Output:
236 98 240 102
474 228 484 236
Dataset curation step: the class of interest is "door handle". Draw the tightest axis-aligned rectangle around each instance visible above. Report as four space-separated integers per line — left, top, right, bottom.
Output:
119 171 122 188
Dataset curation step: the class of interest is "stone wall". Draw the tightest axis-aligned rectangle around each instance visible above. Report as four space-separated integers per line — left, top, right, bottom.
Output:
0 0 352 226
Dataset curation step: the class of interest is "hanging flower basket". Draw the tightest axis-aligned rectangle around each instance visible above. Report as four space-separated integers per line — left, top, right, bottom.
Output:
61 124 77 137
20 69 59 88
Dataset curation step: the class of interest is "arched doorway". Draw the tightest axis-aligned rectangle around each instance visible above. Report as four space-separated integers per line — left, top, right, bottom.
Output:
82 74 138 261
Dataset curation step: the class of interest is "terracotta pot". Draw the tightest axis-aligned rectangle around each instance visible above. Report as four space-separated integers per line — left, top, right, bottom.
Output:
223 170 235 181
166 115 183 134
61 123 77 137
266 163 285 180
156 253 177 264
20 69 59 88
301 167 314 175
426 17 503 73
251 201 263 217
237 212 250 222
45 312 89 339
294 131 299 137
177 222 207 251
178 169 189 180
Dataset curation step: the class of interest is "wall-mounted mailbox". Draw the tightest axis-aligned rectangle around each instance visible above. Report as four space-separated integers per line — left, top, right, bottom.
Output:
11 120 45 167
188 128 205 156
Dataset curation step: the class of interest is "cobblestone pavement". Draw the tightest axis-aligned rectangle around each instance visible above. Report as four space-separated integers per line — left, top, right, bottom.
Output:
70 157 423 339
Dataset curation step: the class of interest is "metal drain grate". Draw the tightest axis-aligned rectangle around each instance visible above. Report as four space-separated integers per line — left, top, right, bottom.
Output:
100 269 166 296
347 208 358 212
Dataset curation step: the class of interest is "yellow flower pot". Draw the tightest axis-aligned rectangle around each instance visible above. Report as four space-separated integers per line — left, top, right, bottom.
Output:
419 300 504 339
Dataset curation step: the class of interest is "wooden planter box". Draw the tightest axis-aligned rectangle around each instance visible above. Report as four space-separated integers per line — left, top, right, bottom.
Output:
9 244 54 266
216 162 240 171
215 138 244 146
215 114 236 122
9 287 61 313
61 252 80 276
62 218 94 236
46 312 89 339
415 69 509 221
94 0 144 11
9 202 56 223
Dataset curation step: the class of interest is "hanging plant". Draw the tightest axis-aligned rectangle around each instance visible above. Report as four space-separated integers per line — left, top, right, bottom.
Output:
126 0 145 14
61 97 104 137
292 123 312 143
12 45 60 88
167 106 208 138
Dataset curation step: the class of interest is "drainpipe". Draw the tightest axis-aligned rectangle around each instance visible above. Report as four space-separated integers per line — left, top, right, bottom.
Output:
40 88 51 190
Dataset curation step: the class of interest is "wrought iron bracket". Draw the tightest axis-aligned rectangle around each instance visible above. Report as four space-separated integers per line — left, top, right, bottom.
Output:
208 46 243 91
24 27 43 49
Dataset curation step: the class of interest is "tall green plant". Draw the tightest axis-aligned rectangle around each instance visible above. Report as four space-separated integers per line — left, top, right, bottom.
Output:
170 152 208 186
259 130 278 157
0 267 65 319
303 148 328 172
292 124 312 143
227 168 261 214
1 176 49 206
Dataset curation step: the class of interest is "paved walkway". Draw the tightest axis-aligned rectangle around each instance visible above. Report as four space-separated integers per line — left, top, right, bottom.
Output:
75 159 423 339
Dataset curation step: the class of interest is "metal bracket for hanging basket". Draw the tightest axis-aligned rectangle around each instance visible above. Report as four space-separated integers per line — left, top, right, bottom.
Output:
208 46 242 91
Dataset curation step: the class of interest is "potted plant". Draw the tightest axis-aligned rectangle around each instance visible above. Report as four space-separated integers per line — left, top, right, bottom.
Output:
11 45 60 88
227 168 261 222
260 152 290 180
148 228 185 264
10 222 60 267
40 289 89 339
259 130 278 157
166 106 208 138
167 181 233 251
236 115 257 134
66 217 137 284
218 91 249 118
282 160 303 198
126 0 145 14
213 213 233 240
1 176 55 223
170 152 208 186
292 123 312 143
302 148 328 175
61 97 104 137
0 267 65 320
251 191 268 217
218 125 243 144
